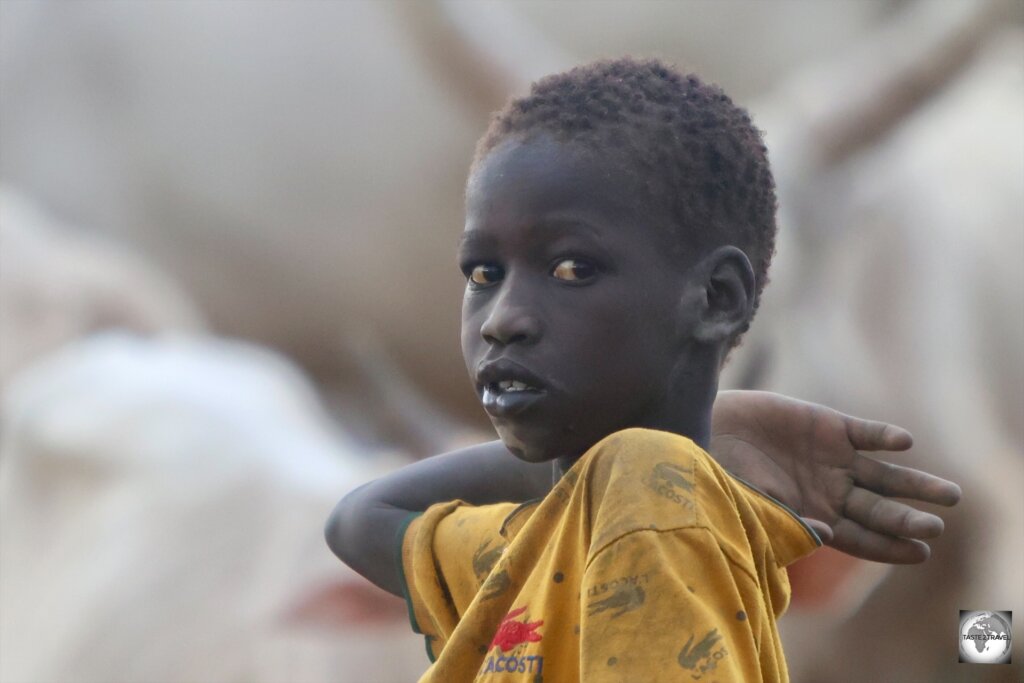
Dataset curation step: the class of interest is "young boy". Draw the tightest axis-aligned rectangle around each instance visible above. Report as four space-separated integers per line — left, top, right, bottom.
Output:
326 59 960 682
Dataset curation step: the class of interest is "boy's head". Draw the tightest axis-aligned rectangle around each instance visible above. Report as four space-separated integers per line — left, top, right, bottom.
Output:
459 58 778 463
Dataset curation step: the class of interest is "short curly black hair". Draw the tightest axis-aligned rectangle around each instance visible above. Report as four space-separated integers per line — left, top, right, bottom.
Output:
473 57 778 345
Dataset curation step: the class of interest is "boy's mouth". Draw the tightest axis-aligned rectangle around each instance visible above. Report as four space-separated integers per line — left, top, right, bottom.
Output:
489 379 538 393
476 360 548 418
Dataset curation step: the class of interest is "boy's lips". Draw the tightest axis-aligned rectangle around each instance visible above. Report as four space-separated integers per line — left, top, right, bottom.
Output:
476 359 548 418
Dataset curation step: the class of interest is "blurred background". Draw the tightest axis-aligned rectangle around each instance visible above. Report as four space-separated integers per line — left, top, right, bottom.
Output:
1 1 1021 681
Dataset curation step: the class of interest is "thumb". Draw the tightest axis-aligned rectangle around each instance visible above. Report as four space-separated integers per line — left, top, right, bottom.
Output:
801 518 833 544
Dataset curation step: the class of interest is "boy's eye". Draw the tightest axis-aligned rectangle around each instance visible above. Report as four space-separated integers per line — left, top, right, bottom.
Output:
468 264 504 287
551 258 597 282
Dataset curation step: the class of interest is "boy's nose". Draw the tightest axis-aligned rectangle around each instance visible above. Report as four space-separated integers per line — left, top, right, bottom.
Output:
480 294 541 347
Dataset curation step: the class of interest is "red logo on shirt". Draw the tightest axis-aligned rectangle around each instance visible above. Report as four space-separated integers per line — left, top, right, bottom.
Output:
490 606 543 652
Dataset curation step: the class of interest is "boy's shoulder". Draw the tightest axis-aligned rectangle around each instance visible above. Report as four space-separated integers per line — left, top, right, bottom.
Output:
571 427 815 566
576 426 723 506
569 428 715 552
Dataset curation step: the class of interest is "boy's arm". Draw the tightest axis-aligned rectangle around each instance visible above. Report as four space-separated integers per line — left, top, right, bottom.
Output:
710 390 961 563
325 442 552 597
327 390 961 596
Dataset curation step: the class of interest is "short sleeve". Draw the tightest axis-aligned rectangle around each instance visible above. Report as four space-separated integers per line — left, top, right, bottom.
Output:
399 500 519 662
580 528 786 683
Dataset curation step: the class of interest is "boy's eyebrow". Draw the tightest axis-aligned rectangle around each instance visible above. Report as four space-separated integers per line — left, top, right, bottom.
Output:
458 216 607 257
462 217 602 242
458 231 495 254
531 215 603 238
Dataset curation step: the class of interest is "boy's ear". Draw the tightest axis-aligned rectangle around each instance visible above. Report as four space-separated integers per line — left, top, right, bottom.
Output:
686 245 755 345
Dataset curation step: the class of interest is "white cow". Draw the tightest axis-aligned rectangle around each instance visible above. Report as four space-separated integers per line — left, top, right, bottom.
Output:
0 195 426 682
726 27 1024 683
0 189 204 386
0 333 425 683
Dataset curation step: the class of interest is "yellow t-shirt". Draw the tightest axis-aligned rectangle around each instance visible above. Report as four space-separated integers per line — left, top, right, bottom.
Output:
399 428 820 682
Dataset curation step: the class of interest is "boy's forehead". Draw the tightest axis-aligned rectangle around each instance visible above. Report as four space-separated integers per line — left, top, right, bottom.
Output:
464 135 648 232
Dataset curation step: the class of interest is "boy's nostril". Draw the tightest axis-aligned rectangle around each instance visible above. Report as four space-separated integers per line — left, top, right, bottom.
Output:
481 315 541 346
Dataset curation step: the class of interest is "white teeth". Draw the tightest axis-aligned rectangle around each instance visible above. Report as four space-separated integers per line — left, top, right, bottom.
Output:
497 380 532 392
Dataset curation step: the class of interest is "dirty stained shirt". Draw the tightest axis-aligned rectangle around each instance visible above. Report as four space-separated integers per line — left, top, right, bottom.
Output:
398 427 820 682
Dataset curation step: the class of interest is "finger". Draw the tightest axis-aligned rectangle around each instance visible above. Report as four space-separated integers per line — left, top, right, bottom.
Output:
843 415 913 452
801 518 833 544
844 487 945 539
853 455 962 506
829 518 931 564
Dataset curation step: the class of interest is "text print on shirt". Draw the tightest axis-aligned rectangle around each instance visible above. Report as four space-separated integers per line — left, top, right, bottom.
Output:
482 606 546 676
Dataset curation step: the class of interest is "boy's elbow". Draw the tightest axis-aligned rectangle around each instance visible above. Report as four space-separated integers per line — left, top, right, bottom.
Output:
323 499 344 560
324 487 364 563
323 482 410 597
323 503 341 559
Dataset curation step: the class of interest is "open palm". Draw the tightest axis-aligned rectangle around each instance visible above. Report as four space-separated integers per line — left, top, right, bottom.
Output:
710 391 961 563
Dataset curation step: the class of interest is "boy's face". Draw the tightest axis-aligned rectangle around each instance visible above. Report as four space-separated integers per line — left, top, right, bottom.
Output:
460 135 699 463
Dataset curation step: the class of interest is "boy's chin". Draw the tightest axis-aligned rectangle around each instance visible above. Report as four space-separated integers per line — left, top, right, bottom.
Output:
495 426 559 464
495 424 590 465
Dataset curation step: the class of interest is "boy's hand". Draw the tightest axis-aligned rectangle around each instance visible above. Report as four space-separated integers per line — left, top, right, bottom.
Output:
710 391 961 564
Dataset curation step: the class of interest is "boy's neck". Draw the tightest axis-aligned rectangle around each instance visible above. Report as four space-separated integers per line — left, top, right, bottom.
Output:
553 356 720 479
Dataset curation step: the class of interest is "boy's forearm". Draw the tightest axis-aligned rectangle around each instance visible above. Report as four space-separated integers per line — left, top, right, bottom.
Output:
326 440 552 596
355 440 553 511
